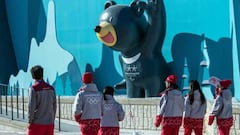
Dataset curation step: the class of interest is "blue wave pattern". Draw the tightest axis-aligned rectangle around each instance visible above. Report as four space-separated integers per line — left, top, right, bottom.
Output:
1 0 239 99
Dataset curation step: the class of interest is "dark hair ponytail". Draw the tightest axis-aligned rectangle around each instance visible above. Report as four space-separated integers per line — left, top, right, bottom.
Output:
103 86 114 100
168 82 179 90
189 80 206 105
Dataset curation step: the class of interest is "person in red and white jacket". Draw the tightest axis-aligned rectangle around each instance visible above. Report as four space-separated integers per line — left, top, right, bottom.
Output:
183 80 206 135
73 72 104 135
98 86 125 135
154 75 184 135
208 79 233 135
27 65 56 135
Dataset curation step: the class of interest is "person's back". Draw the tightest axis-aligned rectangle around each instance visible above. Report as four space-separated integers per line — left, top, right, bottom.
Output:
27 65 56 135
163 89 184 117
99 86 125 135
29 80 56 124
186 90 206 118
183 80 206 135
73 72 104 135
215 89 232 118
208 79 233 135
74 83 103 120
154 75 184 135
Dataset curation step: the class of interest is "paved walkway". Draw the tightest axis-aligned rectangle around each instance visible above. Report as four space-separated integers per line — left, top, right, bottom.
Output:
0 117 163 135
0 127 161 135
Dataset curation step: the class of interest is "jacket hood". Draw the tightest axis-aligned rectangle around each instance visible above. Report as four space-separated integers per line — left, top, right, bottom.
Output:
82 83 98 92
167 89 183 100
221 89 232 100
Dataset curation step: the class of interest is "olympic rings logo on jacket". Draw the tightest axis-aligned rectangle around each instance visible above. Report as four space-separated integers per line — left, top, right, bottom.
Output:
104 104 113 110
86 96 101 104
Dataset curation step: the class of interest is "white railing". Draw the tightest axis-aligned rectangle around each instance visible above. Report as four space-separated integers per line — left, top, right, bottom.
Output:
0 84 240 134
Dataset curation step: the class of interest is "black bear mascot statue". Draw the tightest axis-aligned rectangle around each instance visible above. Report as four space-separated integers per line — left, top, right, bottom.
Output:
95 0 169 98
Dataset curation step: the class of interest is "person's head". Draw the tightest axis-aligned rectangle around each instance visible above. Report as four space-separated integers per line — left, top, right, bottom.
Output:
220 80 231 89
82 72 93 84
103 86 114 100
188 80 206 105
165 75 178 89
189 80 201 91
31 65 43 80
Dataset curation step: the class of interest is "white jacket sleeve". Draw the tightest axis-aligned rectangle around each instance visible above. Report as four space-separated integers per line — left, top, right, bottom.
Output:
158 94 168 116
210 95 223 116
73 92 83 115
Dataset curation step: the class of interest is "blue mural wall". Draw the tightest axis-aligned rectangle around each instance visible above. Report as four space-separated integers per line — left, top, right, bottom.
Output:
0 0 239 99
0 0 18 84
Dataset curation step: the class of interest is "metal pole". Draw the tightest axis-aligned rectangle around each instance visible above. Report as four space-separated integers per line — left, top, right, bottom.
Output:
58 95 61 131
22 88 25 119
11 86 13 120
16 87 19 118
5 86 8 115
0 86 2 114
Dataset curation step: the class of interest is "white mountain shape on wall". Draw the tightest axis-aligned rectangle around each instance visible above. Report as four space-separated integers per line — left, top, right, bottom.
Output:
9 0 73 89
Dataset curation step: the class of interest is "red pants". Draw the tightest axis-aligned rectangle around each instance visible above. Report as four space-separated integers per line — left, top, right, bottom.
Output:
219 126 231 135
184 128 203 135
217 117 233 135
161 126 180 135
80 119 100 135
27 123 54 135
98 127 119 135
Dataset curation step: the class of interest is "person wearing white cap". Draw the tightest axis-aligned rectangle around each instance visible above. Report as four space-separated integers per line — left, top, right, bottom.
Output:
154 75 184 135
73 72 104 135
208 79 233 135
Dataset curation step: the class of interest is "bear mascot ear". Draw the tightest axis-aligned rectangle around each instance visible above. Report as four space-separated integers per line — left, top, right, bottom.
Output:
104 0 117 9
130 0 146 16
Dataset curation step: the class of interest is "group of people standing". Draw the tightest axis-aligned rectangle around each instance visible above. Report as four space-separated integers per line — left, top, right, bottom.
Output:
72 72 125 135
154 75 233 135
26 65 233 135
26 65 125 135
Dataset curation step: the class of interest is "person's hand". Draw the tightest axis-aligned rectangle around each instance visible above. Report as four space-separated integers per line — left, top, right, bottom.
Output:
154 115 162 127
74 114 82 123
208 115 215 125
27 123 32 128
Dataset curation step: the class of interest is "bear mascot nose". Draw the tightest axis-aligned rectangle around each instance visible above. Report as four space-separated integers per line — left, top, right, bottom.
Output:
94 26 101 33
